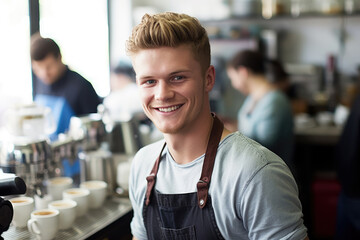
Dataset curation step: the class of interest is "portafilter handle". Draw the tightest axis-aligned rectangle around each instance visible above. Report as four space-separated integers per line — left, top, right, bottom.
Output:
0 177 27 196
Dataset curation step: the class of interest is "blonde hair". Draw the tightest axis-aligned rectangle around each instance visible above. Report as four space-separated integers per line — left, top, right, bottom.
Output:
126 12 211 73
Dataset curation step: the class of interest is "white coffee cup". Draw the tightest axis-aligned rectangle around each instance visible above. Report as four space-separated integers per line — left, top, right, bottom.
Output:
63 188 90 217
10 196 34 228
47 177 73 201
48 199 77 230
27 209 59 240
80 180 108 209
34 194 53 210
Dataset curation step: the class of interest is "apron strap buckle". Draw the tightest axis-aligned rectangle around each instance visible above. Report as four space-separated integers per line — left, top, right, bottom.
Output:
197 178 209 209
145 173 156 206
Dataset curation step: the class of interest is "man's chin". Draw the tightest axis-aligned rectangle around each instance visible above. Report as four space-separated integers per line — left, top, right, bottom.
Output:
42 79 56 85
155 124 179 135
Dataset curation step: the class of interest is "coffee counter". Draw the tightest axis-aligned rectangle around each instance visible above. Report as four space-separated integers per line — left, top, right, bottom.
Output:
295 125 343 146
2 197 133 240
293 124 343 238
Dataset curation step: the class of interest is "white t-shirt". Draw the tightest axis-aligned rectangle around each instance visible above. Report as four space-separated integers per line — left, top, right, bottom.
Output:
129 132 308 240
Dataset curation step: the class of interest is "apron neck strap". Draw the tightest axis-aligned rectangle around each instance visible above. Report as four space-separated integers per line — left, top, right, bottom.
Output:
145 113 224 208
197 113 224 208
145 142 166 206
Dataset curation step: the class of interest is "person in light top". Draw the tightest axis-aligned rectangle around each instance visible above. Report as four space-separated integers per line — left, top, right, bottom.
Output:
226 50 294 170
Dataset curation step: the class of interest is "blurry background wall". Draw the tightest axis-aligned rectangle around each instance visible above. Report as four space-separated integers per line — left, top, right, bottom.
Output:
1 0 360 118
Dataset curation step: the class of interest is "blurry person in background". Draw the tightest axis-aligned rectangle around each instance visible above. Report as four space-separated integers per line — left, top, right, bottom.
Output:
335 93 360 239
30 33 101 140
226 50 294 170
270 59 308 115
269 58 291 94
103 63 143 121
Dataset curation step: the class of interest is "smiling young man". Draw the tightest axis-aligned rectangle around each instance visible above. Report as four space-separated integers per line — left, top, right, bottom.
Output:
126 12 309 240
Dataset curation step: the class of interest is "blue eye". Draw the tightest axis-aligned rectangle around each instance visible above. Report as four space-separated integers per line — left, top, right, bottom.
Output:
146 79 156 84
173 76 184 81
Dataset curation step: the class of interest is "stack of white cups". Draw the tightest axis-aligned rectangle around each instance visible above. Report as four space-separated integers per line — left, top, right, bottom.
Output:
9 176 108 240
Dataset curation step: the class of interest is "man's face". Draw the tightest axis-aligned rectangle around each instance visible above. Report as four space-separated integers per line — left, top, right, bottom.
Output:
32 54 64 85
132 45 214 134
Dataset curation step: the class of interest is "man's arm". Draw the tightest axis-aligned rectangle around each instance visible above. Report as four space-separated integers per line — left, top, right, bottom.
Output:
240 161 308 239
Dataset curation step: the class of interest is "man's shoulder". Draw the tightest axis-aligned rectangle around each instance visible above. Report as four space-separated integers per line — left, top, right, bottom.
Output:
218 132 285 167
66 69 90 84
130 139 165 189
132 140 166 167
65 69 98 98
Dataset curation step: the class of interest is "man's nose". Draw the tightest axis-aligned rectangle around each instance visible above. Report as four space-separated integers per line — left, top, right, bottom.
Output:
154 81 174 101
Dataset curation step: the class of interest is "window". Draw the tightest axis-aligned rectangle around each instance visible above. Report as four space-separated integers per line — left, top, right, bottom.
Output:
39 0 110 97
0 0 32 105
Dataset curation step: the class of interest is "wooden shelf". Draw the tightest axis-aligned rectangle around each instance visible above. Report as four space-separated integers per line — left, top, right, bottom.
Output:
201 11 360 24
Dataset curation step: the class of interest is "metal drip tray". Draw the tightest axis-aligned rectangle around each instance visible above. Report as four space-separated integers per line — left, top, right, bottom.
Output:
3 197 132 240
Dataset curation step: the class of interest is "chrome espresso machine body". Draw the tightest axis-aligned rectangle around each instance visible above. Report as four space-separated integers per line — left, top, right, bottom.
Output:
0 113 106 197
76 112 145 195
0 103 59 198
0 136 52 197
0 108 146 198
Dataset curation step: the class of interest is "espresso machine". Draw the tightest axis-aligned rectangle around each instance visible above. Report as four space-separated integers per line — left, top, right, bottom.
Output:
0 135 52 197
67 113 112 191
0 112 106 198
49 135 83 186
76 111 145 196
0 102 146 199
0 103 58 199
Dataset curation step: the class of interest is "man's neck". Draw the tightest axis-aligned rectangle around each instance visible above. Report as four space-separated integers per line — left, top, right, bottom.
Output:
164 113 214 165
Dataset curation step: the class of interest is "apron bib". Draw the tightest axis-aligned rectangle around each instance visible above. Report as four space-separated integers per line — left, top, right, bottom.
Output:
143 114 225 240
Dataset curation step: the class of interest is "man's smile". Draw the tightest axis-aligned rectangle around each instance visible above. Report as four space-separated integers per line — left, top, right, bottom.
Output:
155 104 183 113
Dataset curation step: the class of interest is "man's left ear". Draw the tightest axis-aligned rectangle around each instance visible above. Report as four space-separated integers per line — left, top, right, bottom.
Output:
205 65 215 92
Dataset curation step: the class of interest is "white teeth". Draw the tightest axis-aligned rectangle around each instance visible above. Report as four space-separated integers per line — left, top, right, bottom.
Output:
158 105 180 112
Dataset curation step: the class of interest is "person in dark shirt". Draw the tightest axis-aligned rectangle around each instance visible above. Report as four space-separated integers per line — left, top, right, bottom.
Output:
336 94 360 239
30 33 101 138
